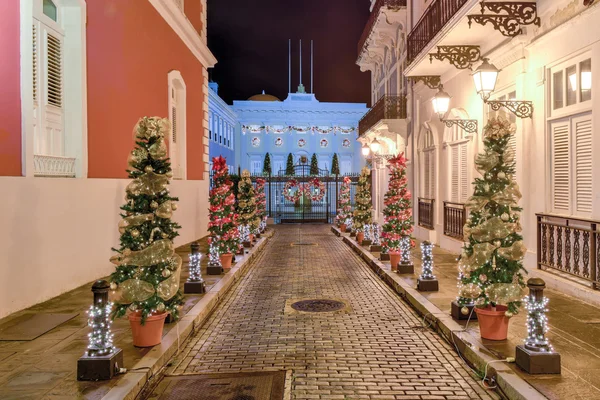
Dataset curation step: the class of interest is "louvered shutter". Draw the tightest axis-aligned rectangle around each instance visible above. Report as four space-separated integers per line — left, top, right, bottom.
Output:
574 115 592 214
459 143 468 202
171 106 177 144
429 149 435 199
46 32 62 108
33 24 38 102
451 145 459 202
423 151 430 198
551 120 571 213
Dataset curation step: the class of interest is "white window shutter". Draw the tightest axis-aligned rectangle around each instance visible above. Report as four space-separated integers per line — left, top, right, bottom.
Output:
430 149 435 199
551 120 571 213
451 145 459 202
46 32 62 108
574 115 592 214
459 143 468 202
33 24 38 102
423 151 430 198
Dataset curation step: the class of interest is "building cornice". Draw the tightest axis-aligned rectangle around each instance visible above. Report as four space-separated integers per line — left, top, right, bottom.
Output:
149 0 217 68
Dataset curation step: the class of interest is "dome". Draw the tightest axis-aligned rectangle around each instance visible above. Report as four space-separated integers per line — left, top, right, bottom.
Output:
248 90 281 102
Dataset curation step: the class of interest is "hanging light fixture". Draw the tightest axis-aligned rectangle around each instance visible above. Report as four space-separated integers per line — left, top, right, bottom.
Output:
472 58 499 101
370 138 381 154
432 85 451 119
361 143 370 156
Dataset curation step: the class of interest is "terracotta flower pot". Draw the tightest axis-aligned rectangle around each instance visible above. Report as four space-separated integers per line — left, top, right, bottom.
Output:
475 305 510 340
128 311 168 347
356 232 364 244
220 253 233 270
389 251 400 271
340 224 347 233
249 234 255 243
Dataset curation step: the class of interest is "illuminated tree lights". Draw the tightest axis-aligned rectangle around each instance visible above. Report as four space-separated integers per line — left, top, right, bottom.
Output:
371 223 381 246
417 241 439 291
524 294 552 352
336 177 352 229
237 170 260 243
87 299 114 357
208 156 240 256
353 167 373 233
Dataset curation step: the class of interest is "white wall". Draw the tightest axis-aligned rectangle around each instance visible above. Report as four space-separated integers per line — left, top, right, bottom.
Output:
0 177 209 318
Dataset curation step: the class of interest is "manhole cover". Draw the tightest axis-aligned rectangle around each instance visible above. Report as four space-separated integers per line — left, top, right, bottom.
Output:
290 242 317 246
144 371 285 400
291 299 345 312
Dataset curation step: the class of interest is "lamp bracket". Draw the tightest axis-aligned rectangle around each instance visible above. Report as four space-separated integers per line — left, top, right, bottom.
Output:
486 100 534 118
429 46 481 70
467 2 540 37
442 119 478 134
409 76 441 89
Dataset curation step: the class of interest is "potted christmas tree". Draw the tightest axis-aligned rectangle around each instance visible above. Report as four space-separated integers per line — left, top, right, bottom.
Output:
109 117 183 347
331 153 340 176
255 178 267 235
353 167 373 244
381 153 414 272
285 153 295 176
237 170 260 245
310 153 319 175
459 115 526 340
208 156 240 270
336 176 352 231
263 153 272 176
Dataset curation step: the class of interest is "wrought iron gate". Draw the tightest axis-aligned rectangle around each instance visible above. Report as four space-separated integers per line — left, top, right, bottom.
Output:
274 165 330 223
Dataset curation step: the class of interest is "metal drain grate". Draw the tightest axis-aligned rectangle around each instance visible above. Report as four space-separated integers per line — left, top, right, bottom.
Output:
145 371 285 400
290 242 317 247
291 299 345 313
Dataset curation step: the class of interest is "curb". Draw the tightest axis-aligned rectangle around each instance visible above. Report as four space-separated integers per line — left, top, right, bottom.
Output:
102 232 272 400
331 226 546 400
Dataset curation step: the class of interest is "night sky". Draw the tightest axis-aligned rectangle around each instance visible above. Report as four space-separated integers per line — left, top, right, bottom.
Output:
207 0 371 106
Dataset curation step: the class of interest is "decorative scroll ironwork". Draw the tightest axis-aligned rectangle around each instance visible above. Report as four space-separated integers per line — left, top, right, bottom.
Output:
407 0 470 63
358 0 407 57
418 198 435 230
409 76 441 89
443 201 466 239
467 2 540 37
358 95 407 136
429 46 481 69
486 100 533 118
537 213 600 289
442 119 478 134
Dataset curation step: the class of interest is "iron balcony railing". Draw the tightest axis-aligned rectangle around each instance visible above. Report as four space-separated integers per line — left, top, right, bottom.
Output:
357 0 407 57
358 95 407 136
537 213 600 289
443 201 466 239
418 198 435 230
407 0 469 64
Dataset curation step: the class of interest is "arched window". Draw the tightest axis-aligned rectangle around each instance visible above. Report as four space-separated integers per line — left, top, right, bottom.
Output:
420 127 436 200
168 71 187 179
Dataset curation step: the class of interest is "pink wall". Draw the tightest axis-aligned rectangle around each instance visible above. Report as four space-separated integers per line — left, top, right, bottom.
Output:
0 2 22 176
86 0 206 180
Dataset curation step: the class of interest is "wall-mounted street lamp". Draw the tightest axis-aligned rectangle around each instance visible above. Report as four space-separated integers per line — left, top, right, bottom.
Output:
472 58 534 118
432 85 478 134
361 143 370 156
369 138 381 154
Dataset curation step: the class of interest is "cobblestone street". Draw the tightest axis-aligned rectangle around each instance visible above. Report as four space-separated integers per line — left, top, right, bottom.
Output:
164 225 495 400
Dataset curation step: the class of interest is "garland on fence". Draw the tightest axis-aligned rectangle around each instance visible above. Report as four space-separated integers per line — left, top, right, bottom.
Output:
242 125 356 135
283 179 326 202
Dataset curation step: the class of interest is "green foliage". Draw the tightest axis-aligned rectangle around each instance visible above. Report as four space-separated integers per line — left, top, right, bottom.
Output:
285 153 295 176
110 117 183 323
353 167 373 232
263 153 272 176
310 154 319 175
237 171 260 232
331 153 340 175
208 156 240 254
381 153 413 252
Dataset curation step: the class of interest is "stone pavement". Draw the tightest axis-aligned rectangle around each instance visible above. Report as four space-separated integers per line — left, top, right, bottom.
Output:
164 225 497 400
0 236 227 400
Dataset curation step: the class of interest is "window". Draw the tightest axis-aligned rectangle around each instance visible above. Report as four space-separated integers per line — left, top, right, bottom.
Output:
551 53 592 116
550 113 593 216
209 113 213 140
251 160 262 175
168 71 187 179
420 129 435 199
444 116 469 204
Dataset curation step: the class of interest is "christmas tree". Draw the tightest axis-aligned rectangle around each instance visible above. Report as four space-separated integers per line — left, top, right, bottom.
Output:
336 176 352 226
381 153 414 252
458 115 526 316
353 167 372 232
255 178 267 231
237 170 260 241
208 156 240 255
263 153 271 176
310 154 319 175
110 117 183 322
285 153 295 176
331 153 340 175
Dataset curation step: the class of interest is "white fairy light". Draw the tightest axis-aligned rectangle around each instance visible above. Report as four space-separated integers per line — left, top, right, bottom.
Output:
400 236 411 264
86 300 114 357
364 224 372 241
345 217 353 231
208 241 222 268
524 293 553 353
187 252 203 283
372 223 381 246
419 241 435 280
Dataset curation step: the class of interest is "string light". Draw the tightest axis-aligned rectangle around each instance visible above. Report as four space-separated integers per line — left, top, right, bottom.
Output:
524 292 553 353
400 236 411 265
345 217 353 232
372 223 381 246
86 300 114 357
187 252 203 283
208 241 222 268
364 224 372 242
420 241 436 280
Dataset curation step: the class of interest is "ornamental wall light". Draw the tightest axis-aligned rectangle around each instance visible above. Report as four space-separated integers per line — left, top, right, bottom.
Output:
432 85 478 134
369 138 381 154
361 143 370 156
472 58 534 118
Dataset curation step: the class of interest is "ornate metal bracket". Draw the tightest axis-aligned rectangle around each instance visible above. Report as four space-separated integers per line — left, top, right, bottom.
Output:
486 100 533 118
429 46 481 70
467 2 540 37
584 0 596 6
409 76 441 89
442 119 478 134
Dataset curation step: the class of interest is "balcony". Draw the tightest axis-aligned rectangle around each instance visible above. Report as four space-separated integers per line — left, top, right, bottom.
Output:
407 0 469 64
443 201 466 240
33 154 76 178
358 95 407 137
357 0 407 58
418 198 435 230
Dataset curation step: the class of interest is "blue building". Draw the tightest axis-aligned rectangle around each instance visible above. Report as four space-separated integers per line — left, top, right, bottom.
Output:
208 82 238 172
232 89 368 175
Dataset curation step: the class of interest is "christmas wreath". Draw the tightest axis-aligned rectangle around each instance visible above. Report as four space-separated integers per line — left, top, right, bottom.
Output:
283 179 326 202
306 178 326 201
283 179 302 202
